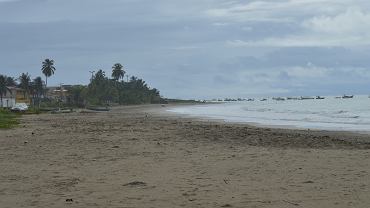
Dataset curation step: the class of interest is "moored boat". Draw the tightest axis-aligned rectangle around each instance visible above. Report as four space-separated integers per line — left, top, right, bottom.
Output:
272 97 285 101
287 97 299 100
300 96 315 100
342 95 354 99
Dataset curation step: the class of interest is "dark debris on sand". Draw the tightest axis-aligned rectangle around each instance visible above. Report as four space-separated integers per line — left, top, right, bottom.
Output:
176 121 370 150
123 181 147 187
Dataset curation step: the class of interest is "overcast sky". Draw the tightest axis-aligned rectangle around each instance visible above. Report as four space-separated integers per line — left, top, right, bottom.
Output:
1 0 370 99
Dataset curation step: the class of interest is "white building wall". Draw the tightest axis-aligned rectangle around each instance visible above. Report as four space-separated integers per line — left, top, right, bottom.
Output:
0 98 16 108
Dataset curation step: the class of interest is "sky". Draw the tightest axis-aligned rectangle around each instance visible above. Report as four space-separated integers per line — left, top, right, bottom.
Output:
1 0 370 99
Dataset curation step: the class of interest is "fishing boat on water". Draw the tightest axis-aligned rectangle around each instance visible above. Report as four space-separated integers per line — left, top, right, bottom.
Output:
287 97 299 100
316 96 325 99
272 97 285 101
342 95 354 99
300 96 315 100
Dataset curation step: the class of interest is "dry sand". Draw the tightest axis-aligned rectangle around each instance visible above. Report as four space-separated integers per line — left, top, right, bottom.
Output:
1 104 370 208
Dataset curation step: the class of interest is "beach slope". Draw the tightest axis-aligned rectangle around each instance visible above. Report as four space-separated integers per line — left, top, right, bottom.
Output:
1 105 370 208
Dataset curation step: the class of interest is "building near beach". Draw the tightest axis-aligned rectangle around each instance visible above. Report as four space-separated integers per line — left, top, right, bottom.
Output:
1 87 31 108
45 85 70 103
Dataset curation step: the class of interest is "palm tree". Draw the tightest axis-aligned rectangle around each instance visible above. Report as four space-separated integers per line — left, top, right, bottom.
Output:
33 77 44 97
0 75 11 108
19 73 31 99
32 77 44 107
41 58 56 87
111 63 125 81
6 77 17 86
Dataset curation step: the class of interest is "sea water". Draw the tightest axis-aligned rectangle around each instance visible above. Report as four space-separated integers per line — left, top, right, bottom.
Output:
168 96 370 132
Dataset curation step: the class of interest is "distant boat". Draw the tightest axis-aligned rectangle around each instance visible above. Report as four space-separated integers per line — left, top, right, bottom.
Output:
300 96 315 100
316 96 325 99
342 95 354 99
260 98 267 101
287 97 299 100
224 98 237 102
247 98 254 101
272 97 285 101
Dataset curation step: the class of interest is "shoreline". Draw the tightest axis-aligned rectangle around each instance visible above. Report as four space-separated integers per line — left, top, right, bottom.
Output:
130 104 370 149
162 103 370 135
1 104 370 207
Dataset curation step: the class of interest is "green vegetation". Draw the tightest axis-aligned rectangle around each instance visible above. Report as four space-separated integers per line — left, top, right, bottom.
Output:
66 85 86 108
111 63 125 81
31 76 44 107
69 69 164 106
0 59 168 128
41 58 56 87
1 60 165 110
19 73 31 99
0 109 19 129
26 107 41 115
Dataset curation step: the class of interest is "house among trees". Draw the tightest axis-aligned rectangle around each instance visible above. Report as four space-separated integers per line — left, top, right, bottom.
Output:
45 85 70 103
0 87 31 108
1 61 165 109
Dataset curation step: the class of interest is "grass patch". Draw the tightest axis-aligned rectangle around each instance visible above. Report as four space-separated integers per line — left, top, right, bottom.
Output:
26 107 41 115
0 109 19 129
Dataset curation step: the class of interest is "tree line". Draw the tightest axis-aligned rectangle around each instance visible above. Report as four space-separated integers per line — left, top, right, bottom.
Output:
69 65 164 107
0 59 164 108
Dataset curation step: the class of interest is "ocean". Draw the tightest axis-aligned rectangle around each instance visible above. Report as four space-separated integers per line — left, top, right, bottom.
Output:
168 95 370 132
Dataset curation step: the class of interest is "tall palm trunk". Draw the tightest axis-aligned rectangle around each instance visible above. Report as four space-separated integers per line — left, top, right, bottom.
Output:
44 76 48 98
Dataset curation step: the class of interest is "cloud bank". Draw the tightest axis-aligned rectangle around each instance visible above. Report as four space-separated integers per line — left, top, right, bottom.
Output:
0 0 370 99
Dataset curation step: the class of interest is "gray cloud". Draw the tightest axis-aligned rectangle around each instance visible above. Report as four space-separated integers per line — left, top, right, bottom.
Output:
0 0 369 99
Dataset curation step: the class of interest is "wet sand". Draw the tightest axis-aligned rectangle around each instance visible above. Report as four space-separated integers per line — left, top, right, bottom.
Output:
1 104 370 208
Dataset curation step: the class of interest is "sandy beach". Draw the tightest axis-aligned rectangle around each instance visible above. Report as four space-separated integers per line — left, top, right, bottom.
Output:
1 104 370 208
